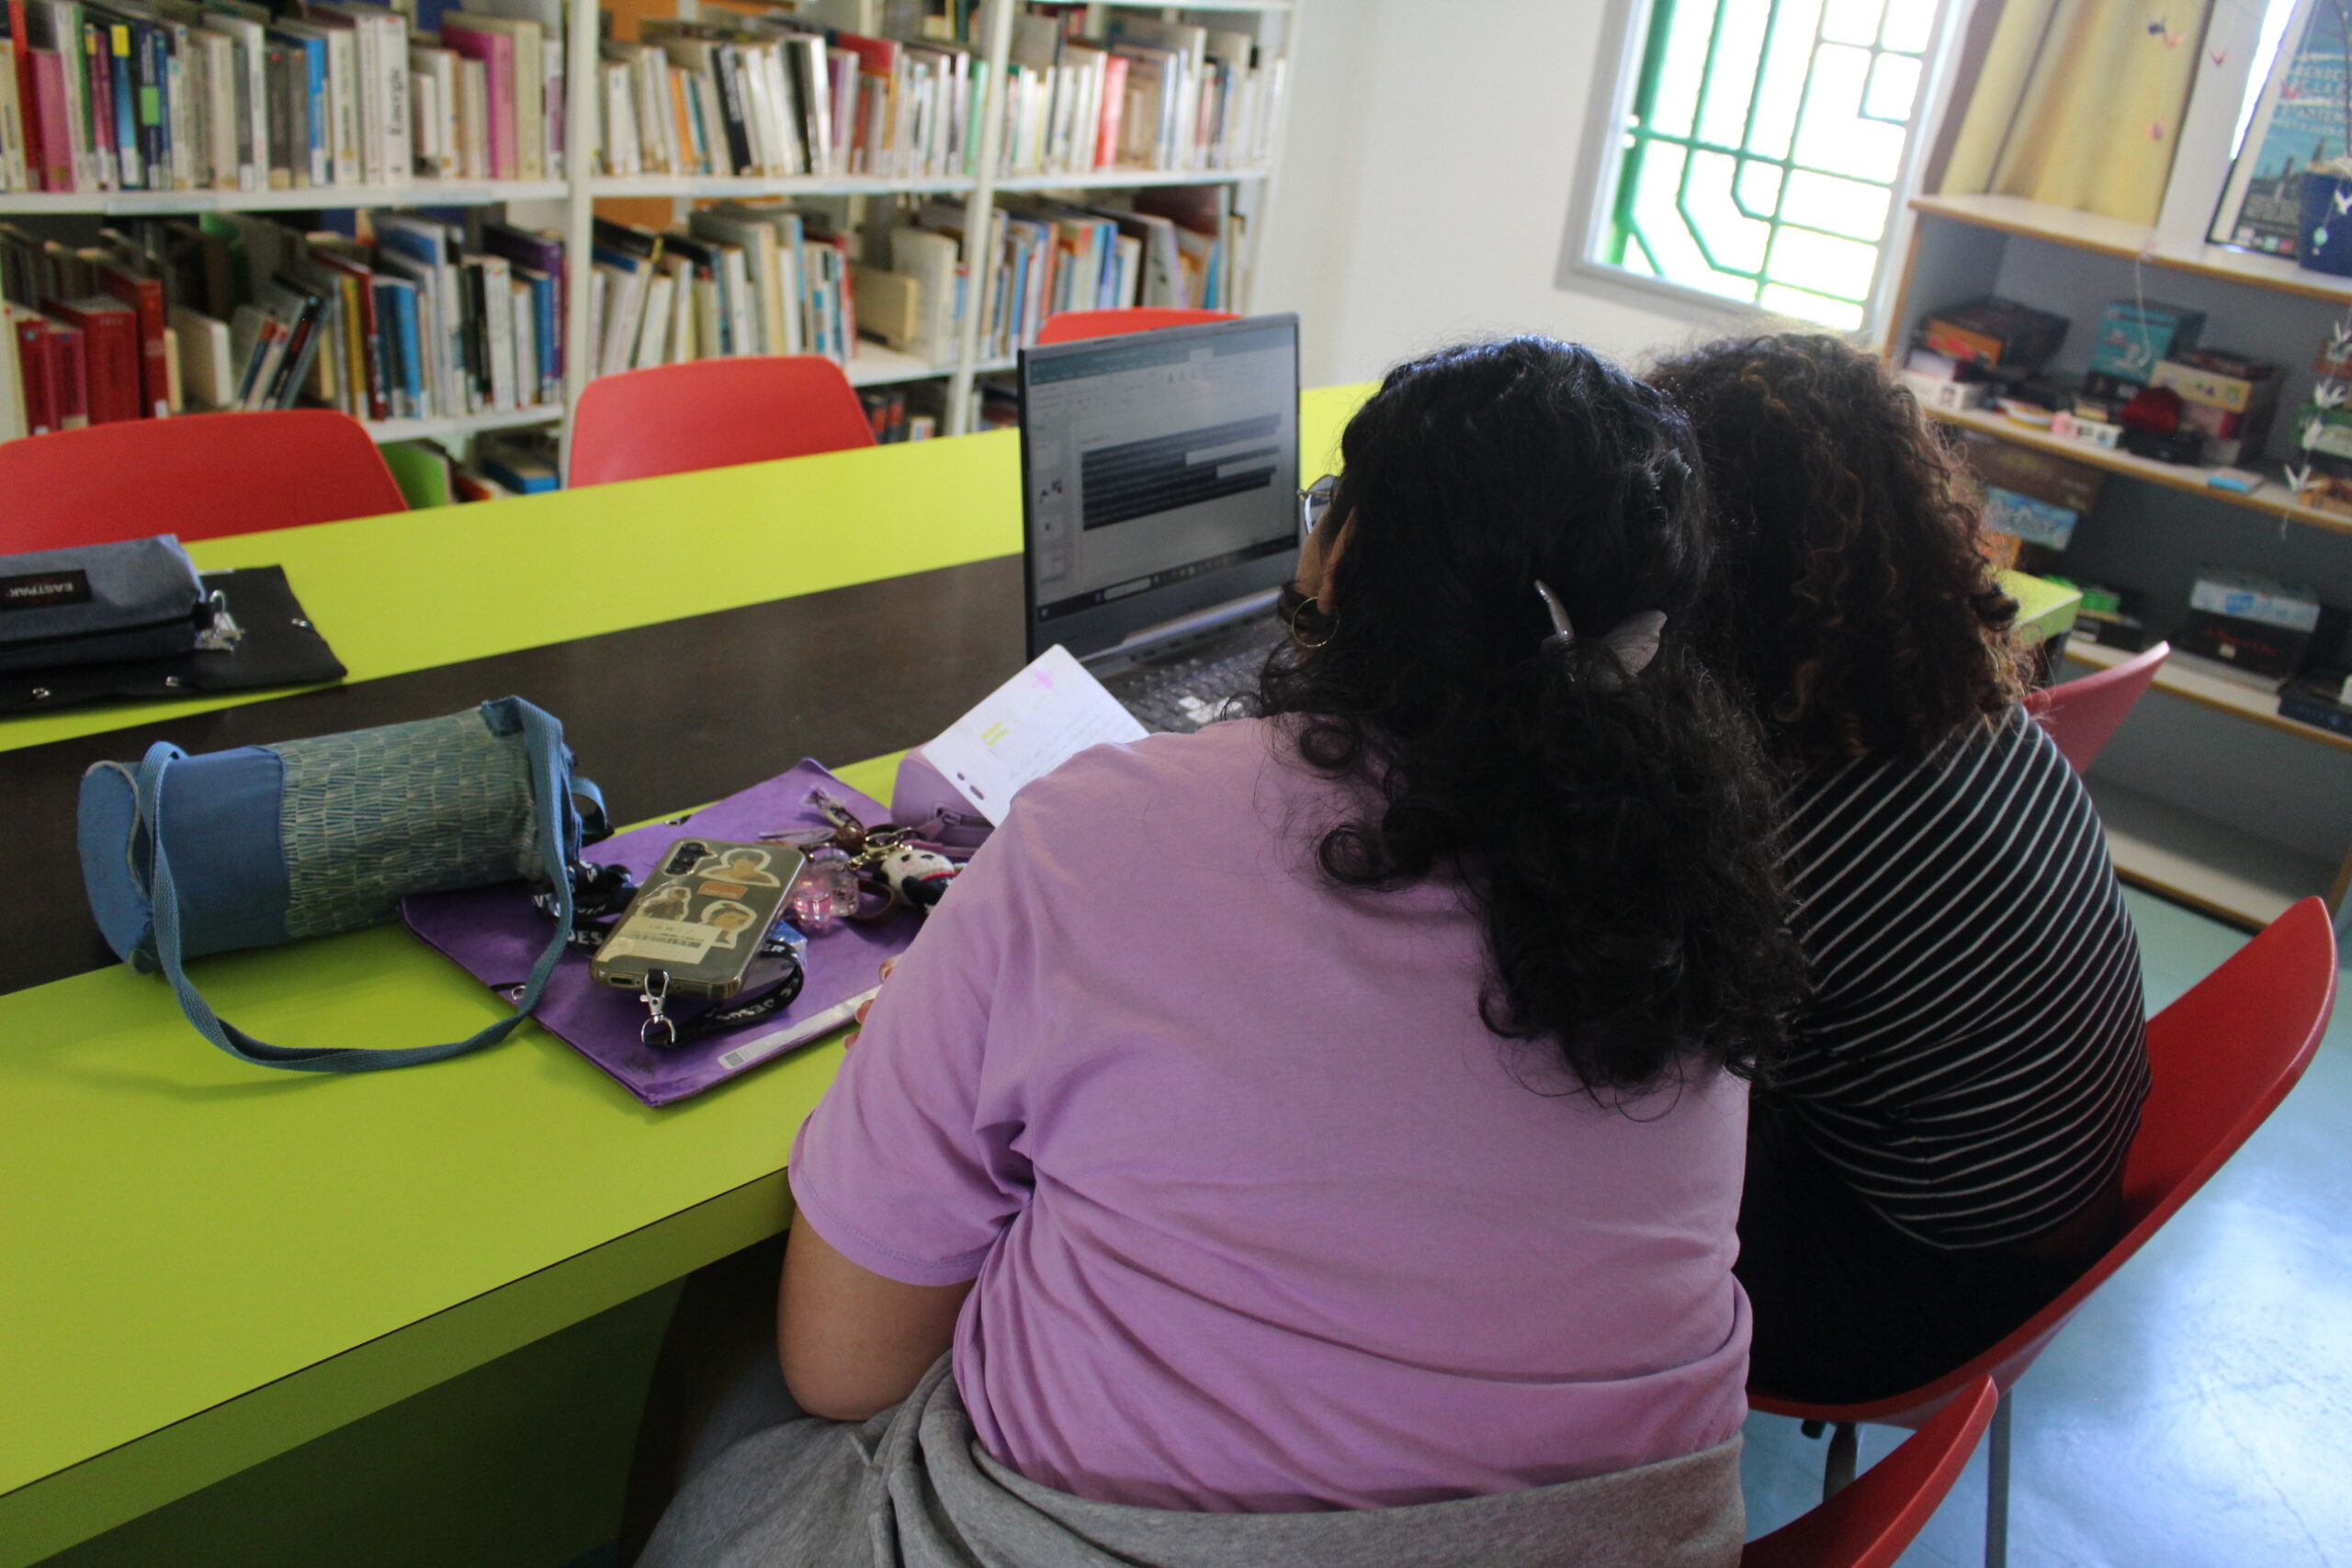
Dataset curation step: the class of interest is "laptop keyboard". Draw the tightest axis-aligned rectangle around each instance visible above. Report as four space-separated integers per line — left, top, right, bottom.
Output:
1103 631 1279 734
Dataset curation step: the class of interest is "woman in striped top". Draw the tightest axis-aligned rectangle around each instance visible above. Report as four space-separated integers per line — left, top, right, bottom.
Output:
1650 334 2152 1404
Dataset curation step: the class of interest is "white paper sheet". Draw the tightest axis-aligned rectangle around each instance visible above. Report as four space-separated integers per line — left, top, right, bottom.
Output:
921 645 1148 824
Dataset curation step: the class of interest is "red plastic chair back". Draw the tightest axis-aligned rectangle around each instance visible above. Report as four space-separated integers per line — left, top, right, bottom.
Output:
1752 897 2337 1430
1035 308 1240 345
2023 641 2169 772
1743 1378 1998 1568
0 409 406 551
567 356 876 488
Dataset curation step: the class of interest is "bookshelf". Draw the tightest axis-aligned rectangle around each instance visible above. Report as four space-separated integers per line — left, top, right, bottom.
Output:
0 0 1301 452
1891 194 2352 931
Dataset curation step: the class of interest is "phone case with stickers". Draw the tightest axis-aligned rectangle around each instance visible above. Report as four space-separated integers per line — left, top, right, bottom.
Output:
590 838 808 1000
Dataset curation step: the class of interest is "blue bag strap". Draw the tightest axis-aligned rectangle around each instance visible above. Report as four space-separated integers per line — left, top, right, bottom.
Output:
131 701 579 1073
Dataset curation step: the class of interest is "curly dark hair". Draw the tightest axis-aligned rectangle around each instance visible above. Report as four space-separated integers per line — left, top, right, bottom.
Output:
1254 337 1803 1094
1646 333 2025 764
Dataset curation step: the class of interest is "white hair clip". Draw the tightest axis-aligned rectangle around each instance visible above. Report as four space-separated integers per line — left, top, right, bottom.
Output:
1534 581 1668 692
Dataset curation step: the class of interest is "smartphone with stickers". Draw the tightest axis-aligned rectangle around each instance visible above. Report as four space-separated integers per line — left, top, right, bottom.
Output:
591 838 808 1001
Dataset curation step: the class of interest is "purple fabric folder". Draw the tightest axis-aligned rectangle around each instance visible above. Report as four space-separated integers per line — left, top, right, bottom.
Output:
402 761 919 1107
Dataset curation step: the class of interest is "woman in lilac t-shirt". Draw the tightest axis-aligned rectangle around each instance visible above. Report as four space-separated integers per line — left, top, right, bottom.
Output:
640 340 1805 1565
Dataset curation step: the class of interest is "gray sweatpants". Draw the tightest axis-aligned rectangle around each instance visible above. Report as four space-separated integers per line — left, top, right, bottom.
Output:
638 1358 1744 1568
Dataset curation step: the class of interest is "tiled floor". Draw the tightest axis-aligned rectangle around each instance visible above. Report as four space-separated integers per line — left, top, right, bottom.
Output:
1739 891 2352 1567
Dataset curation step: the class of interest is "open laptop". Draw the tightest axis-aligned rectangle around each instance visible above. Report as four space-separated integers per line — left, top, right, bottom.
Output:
1018 312 1304 733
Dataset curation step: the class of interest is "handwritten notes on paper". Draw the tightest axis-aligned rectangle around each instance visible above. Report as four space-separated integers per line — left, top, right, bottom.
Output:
921 645 1147 824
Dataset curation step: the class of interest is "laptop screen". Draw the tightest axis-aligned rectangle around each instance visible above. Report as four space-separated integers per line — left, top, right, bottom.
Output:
1019 313 1301 661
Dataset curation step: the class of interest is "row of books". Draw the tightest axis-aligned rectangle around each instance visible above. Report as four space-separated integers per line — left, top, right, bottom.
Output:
0 175 1235 437
0 210 560 434
964 186 1233 359
584 207 854 378
581 184 1233 382
1000 13 1281 177
0 0 565 195
589 10 1282 184
0 3 1281 197
598 16 973 182
0 220 212 433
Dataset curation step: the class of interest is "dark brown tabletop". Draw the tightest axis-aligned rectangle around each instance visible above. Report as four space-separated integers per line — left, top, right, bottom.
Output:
2 555 1025 997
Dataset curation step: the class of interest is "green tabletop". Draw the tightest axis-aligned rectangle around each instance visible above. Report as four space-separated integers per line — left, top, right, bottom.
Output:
0 385 1373 1567
2002 568 2082 647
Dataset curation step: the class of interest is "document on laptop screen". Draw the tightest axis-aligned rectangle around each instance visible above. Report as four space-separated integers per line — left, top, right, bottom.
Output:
920 645 1148 824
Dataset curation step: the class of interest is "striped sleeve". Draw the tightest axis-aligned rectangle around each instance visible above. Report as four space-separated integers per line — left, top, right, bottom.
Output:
1770 708 2152 1250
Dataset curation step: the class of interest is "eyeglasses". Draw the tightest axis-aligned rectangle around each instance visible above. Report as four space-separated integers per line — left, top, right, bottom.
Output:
1298 474 1338 541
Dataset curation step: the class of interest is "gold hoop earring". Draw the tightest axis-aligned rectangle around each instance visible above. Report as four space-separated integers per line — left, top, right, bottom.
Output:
1286 593 1335 649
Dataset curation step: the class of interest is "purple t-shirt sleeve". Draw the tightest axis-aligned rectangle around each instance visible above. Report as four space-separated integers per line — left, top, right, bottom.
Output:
787 814 1035 1288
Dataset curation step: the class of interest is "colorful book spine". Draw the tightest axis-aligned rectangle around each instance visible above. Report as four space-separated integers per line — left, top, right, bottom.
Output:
438 22 513 178
27 47 70 189
12 307 54 434
44 312 85 426
79 17 110 188
48 298 136 422
389 281 421 416
93 264 166 417
107 22 135 188
134 23 166 187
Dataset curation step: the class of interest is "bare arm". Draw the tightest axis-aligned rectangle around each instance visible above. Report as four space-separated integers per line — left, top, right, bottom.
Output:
777 1208 974 1421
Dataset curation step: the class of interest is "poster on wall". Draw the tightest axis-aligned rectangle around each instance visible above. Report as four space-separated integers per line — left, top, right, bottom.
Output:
2211 0 2352 255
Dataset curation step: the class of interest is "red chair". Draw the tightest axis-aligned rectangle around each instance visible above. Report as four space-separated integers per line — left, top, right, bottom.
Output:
1744 1377 1998 1568
2023 641 2170 772
567 356 876 488
0 409 405 550
1035 308 1239 344
1752 897 2337 1568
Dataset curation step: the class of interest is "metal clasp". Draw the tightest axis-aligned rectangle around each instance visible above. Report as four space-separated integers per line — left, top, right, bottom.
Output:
639 969 676 1047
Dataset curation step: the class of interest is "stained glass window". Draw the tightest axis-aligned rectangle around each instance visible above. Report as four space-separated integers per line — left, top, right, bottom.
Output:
1597 0 1946 331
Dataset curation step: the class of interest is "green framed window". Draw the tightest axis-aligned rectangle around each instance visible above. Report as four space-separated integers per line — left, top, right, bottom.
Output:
1593 0 1948 332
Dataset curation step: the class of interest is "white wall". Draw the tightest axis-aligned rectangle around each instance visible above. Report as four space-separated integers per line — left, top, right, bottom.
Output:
1256 0 1751 389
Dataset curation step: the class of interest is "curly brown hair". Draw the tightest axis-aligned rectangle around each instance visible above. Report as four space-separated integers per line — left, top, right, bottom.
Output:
1647 333 2025 764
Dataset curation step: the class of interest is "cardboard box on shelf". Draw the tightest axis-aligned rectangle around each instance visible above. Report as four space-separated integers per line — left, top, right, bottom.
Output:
1899 368 1991 412
2089 299 2206 381
1922 298 2069 369
2189 568 2324 631
1983 485 2080 550
2154 350 2280 463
